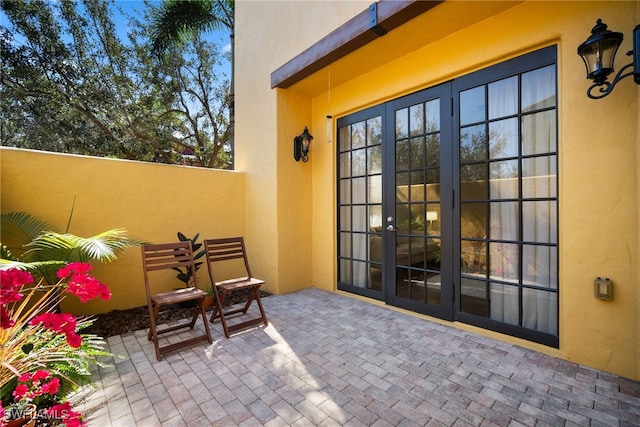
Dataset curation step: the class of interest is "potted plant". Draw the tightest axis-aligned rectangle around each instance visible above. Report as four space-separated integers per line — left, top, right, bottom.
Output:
202 286 215 310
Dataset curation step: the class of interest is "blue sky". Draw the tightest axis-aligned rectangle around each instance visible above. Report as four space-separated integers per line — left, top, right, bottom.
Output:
1 0 231 73
114 0 231 54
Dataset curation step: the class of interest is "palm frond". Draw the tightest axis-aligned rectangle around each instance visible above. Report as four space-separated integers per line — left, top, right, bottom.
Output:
150 0 232 53
27 229 148 263
0 212 58 258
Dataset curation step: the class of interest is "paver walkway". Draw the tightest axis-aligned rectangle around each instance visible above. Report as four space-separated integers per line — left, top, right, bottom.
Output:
75 288 640 426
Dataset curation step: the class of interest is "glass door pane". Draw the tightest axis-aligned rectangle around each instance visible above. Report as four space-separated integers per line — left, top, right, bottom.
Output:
337 107 384 298
385 84 453 320
455 49 558 347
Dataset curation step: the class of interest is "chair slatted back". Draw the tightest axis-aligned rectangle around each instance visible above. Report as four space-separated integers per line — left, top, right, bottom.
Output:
204 237 253 279
142 242 201 291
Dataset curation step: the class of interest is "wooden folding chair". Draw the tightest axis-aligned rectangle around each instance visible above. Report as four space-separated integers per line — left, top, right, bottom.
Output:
203 237 268 338
141 242 213 360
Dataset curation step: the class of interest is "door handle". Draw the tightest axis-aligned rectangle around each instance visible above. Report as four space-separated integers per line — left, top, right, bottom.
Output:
386 224 396 232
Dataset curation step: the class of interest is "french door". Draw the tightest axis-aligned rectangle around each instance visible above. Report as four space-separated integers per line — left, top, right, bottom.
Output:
336 83 452 320
337 46 558 346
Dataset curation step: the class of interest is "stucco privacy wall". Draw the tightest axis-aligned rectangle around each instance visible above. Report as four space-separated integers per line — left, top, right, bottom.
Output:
0 148 247 315
235 1 366 296
235 1 639 380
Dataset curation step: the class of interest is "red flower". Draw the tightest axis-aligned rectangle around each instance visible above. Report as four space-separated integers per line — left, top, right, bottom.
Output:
45 402 86 427
41 377 60 395
30 313 82 348
11 370 59 402
11 383 28 400
0 269 31 305
65 274 111 303
56 262 92 279
0 268 34 289
0 306 15 329
32 370 50 382
56 263 111 302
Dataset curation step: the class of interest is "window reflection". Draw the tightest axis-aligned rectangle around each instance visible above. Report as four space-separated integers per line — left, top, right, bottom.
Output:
396 108 408 139
352 121 366 148
460 124 487 162
409 104 424 137
460 86 485 125
425 99 440 132
489 118 518 159
367 117 382 145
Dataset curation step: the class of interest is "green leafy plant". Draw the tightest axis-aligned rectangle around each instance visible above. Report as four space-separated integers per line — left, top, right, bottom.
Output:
1 209 147 285
173 232 205 287
0 207 143 425
0 264 114 426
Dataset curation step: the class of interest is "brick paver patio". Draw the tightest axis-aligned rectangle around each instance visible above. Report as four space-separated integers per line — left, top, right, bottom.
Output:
75 288 640 426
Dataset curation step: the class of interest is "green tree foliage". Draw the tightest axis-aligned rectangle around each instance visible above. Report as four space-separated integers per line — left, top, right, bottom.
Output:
150 0 234 165
0 0 231 169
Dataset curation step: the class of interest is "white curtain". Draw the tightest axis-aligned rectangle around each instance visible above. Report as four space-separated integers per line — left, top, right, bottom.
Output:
486 69 557 334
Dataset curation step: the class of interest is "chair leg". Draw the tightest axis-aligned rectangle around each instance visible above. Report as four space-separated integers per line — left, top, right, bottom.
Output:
147 305 158 341
212 289 232 338
254 291 269 325
147 303 161 361
199 300 213 343
188 303 200 329
209 289 225 322
209 286 268 338
240 290 255 314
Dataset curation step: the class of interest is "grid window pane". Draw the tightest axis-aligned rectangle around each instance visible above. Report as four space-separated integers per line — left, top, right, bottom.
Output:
368 145 382 174
522 288 557 335
522 156 556 198
489 118 518 159
523 245 557 288
490 160 518 199
396 108 408 139
460 124 487 162
425 99 440 132
522 65 556 112
489 76 518 120
367 117 382 145
460 86 485 125
523 201 557 244
522 110 557 155
352 122 366 148
409 104 424 137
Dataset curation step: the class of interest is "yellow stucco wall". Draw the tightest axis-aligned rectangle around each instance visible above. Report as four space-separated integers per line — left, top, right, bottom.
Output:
0 148 247 315
235 0 367 296
236 0 639 380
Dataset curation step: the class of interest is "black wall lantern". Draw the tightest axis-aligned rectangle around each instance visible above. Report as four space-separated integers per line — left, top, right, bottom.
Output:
293 126 313 162
577 19 640 99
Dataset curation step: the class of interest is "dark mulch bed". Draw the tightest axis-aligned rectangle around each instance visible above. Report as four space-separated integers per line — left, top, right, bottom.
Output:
85 290 271 337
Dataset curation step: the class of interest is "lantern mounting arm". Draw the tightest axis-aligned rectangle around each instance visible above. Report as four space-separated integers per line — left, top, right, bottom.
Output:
586 55 635 99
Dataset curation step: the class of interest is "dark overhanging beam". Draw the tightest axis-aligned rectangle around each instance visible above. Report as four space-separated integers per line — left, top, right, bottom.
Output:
271 0 443 89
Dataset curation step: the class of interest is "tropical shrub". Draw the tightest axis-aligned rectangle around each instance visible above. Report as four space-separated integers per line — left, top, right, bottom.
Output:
0 265 112 426
0 210 145 426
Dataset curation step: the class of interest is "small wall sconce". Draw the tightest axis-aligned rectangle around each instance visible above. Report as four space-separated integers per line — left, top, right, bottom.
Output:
294 126 313 162
577 19 640 99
